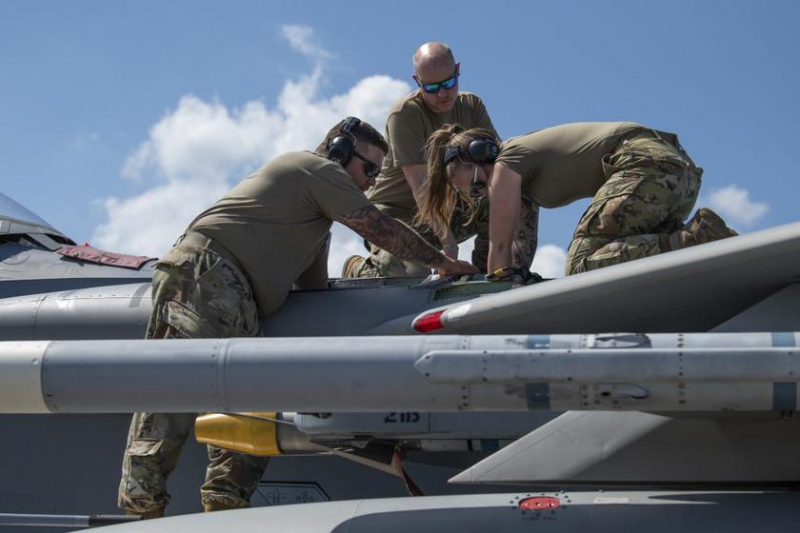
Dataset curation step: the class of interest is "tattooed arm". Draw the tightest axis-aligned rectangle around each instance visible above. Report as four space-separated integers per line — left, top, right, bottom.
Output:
338 205 478 275
511 197 539 269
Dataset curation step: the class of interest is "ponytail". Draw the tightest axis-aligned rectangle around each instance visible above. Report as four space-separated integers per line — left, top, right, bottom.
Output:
415 125 499 239
415 124 464 238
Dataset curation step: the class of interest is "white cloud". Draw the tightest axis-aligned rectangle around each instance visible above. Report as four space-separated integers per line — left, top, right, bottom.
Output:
92 180 231 256
280 24 332 60
92 27 411 269
532 244 567 278
706 184 769 228
120 96 284 183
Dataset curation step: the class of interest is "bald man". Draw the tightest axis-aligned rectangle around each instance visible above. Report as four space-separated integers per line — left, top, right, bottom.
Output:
343 42 499 278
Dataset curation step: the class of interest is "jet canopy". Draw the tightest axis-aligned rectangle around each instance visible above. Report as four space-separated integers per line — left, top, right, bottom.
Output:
0 192 56 230
0 192 73 245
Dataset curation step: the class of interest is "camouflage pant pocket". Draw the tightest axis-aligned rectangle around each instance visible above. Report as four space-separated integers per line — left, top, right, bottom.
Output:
162 299 226 338
150 246 257 339
575 162 689 240
126 439 164 457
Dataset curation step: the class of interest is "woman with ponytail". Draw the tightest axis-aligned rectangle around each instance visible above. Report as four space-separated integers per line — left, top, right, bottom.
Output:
418 122 737 280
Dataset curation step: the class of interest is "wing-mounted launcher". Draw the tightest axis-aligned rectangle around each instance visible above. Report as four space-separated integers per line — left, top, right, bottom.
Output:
5 332 800 490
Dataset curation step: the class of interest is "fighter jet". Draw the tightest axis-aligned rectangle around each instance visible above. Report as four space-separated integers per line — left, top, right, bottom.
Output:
3 190 800 532
0 191 554 525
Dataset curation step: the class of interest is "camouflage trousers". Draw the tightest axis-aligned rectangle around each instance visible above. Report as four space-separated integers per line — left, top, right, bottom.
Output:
565 135 702 275
350 196 491 277
118 233 269 514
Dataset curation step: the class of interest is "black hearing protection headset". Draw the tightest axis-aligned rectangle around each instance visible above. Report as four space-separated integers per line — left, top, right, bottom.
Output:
442 138 500 166
326 117 361 166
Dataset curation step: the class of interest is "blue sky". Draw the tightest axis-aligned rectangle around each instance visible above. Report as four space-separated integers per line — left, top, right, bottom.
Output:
2 1 798 276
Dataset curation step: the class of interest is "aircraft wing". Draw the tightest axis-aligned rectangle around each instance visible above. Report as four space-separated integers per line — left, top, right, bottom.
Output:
398 222 800 336
78 491 800 533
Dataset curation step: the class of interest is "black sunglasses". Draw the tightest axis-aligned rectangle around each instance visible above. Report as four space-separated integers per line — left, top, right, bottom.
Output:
352 150 381 178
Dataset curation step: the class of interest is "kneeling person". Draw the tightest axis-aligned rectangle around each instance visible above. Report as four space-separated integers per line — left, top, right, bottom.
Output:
417 122 737 281
118 117 477 519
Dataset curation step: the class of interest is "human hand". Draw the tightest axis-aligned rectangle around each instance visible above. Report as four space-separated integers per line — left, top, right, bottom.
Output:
439 257 479 276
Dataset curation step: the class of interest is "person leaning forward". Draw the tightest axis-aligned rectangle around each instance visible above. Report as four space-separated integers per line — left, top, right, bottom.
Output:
117 117 477 519
416 121 738 283
343 41 498 278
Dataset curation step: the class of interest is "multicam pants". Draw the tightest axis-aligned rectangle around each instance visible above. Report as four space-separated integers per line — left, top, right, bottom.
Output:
564 135 702 275
351 196 491 277
118 235 269 514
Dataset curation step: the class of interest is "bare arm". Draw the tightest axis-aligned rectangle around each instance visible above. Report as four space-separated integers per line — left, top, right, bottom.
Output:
338 205 477 274
487 163 523 272
511 198 539 269
401 164 427 203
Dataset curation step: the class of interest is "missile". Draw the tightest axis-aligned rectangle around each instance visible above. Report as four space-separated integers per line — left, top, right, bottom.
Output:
1 332 799 414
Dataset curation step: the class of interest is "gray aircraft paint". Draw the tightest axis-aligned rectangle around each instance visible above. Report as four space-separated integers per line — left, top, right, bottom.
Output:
6 194 800 531
409 222 800 335
3 332 800 414
83 491 800 533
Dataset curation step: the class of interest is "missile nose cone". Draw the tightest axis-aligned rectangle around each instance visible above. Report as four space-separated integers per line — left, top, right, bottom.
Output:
195 412 281 456
413 310 446 333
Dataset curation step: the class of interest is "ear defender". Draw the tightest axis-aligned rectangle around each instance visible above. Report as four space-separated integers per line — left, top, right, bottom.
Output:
327 117 362 166
442 137 499 166
466 138 499 164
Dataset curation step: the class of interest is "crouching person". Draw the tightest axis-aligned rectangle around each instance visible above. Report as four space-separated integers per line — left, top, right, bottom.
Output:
416 122 737 283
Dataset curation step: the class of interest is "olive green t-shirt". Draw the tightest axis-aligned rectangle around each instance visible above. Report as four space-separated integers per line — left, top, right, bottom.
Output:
367 90 497 213
189 151 371 314
496 122 677 208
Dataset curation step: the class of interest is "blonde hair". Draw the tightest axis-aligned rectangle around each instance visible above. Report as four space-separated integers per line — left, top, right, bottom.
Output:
415 125 499 239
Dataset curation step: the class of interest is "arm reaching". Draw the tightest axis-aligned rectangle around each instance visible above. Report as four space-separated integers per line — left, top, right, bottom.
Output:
511 197 539 269
487 163 523 272
401 164 427 204
338 205 478 275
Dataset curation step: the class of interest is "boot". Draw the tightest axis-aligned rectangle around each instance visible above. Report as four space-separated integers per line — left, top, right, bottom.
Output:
684 207 738 244
662 208 738 251
203 500 245 513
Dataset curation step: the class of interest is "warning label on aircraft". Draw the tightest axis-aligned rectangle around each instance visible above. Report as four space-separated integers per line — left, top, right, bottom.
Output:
252 482 330 507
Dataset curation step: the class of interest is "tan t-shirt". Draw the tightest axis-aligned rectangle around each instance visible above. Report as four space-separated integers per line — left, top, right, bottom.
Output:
189 151 371 314
367 91 497 213
496 122 677 208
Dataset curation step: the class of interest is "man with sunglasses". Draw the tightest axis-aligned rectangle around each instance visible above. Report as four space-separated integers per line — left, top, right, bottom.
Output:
118 117 476 520
343 42 499 278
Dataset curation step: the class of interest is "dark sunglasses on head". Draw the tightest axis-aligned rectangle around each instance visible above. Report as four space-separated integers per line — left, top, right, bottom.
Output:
417 72 459 94
352 150 381 178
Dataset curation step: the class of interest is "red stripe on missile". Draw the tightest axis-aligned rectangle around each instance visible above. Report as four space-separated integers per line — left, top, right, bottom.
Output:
413 310 446 333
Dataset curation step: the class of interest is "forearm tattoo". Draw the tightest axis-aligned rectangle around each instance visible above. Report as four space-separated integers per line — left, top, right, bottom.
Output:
339 205 445 268
512 198 539 269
